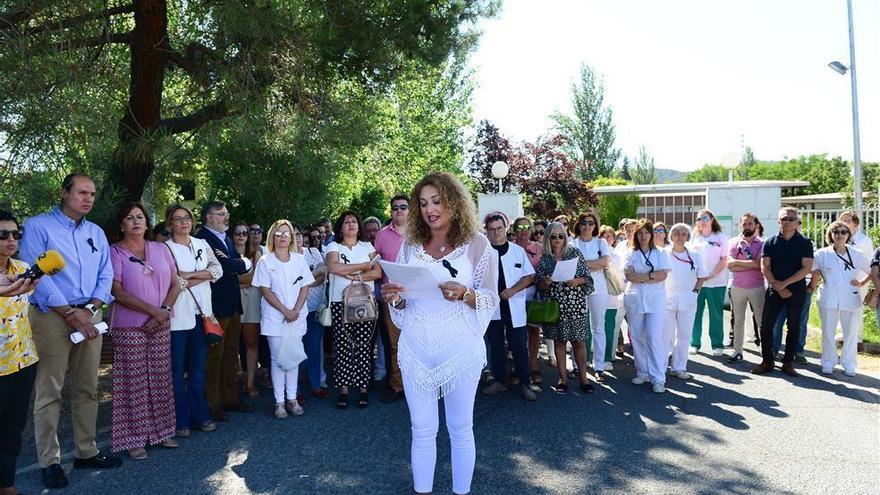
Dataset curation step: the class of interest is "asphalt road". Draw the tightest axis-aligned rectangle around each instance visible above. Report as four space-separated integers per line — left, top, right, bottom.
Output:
13 317 880 495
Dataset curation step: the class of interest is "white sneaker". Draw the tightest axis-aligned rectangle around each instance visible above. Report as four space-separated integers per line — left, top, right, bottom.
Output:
711 348 724 357
652 383 666 393
273 403 288 419
631 376 650 385
670 370 691 380
821 367 833 375
688 346 698 355
604 362 614 371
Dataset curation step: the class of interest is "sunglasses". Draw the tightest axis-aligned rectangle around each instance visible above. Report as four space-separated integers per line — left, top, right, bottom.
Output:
779 216 797 223
0 229 23 241
534 230 545 236
549 234 567 240
514 224 531 232
831 229 850 236
249 228 263 234
391 205 409 211
579 220 596 226
274 231 292 238
234 230 249 236
654 228 666 234
698 215 711 222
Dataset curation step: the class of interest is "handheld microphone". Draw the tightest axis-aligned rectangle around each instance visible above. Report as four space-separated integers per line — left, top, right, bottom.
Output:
17 250 66 280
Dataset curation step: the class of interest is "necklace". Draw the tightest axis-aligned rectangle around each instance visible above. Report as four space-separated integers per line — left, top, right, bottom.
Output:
439 245 447 253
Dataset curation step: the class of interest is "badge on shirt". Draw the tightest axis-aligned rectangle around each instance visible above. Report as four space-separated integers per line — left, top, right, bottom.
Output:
514 263 522 268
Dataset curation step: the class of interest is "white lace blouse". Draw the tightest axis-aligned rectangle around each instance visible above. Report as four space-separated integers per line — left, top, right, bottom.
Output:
389 234 499 401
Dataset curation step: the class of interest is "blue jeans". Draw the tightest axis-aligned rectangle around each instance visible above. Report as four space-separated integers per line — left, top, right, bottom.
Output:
170 317 210 429
301 312 325 391
772 292 812 355
487 318 530 385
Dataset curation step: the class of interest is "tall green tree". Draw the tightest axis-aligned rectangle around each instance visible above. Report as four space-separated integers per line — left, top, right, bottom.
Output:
0 0 496 224
551 63 620 181
631 145 657 185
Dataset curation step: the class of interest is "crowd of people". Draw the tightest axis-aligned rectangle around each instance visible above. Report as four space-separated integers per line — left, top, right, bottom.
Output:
0 171 877 495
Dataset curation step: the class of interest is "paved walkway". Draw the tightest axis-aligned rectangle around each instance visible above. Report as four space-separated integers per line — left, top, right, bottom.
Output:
14 317 880 494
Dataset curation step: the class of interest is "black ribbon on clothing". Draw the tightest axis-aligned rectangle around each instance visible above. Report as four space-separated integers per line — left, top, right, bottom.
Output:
87 237 98 253
340 253 350 264
442 259 458 278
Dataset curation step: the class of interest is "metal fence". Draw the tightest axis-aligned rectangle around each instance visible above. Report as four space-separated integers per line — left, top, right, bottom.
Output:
799 204 879 247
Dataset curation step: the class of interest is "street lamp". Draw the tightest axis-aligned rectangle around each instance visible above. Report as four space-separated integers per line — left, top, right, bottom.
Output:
827 0 862 216
491 161 509 193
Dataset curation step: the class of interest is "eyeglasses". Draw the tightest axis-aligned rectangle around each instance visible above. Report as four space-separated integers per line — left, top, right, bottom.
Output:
779 216 797 223
549 234 567 240
698 215 711 222
233 230 249 236
579 220 596 226
534 230 545 236
171 216 192 224
274 231 292 238
831 229 850 236
514 224 531 232
0 229 23 241
391 205 409 211
249 227 262 234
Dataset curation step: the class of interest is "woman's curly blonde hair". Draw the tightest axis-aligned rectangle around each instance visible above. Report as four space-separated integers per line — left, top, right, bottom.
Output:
406 172 480 248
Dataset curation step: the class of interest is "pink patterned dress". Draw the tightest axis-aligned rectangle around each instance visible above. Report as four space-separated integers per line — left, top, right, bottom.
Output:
109 241 177 452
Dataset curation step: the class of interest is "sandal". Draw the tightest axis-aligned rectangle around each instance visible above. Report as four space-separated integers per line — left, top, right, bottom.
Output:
357 390 369 409
567 368 579 380
245 385 260 399
336 392 349 409
160 438 179 448
580 381 595 394
129 448 148 460
530 370 543 385
554 381 568 394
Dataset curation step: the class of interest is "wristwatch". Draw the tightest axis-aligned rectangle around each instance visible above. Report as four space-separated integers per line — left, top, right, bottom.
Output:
84 303 99 318
161 305 173 313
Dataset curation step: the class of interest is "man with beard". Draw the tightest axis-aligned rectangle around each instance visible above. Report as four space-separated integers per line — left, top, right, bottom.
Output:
726 213 765 363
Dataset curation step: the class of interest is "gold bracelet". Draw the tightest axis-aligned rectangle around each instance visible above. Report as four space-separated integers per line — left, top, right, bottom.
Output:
461 289 472 303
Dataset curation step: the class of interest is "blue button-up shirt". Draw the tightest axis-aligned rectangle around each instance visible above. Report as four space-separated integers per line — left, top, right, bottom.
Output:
204 225 227 244
19 206 114 311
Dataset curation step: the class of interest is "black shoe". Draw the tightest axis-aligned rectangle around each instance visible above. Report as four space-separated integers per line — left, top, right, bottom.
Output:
41 463 69 488
381 388 404 403
727 352 743 363
794 354 808 364
73 451 123 470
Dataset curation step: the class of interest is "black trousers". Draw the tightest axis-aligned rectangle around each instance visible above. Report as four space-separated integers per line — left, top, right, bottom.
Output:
759 286 806 365
0 363 37 487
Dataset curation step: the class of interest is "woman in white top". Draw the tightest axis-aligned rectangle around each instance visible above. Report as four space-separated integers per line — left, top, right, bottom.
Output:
381 172 499 495
570 211 611 379
664 224 708 380
599 225 623 367
624 219 671 393
689 209 729 356
164 204 222 437
252 220 314 418
326 212 382 409
810 221 870 376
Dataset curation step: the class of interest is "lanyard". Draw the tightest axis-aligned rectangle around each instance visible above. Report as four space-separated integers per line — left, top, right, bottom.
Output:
736 239 753 260
638 248 655 273
671 248 695 271
835 247 855 271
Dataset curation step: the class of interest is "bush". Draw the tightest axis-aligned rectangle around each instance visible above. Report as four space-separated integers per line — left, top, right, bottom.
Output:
590 177 639 229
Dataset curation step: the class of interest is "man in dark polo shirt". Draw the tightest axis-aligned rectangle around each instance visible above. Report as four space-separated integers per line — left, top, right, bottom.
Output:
752 207 814 376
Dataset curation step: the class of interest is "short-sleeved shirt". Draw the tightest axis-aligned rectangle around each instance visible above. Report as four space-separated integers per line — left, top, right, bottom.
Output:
325 241 375 302
491 242 535 327
303 247 325 312
110 242 177 328
623 247 671 314
0 259 39 376
690 232 729 288
761 232 814 288
812 246 870 311
871 247 880 268
571 237 611 295
666 247 709 294
252 252 315 336
727 236 765 289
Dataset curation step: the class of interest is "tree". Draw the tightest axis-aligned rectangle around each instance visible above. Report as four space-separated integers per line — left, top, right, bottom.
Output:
551 64 620 181
466 120 512 194
741 146 756 167
684 165 731 183
631 145 657 185
617 156 632 182
0 1 496 225
590 177 639 229
507 134 597 219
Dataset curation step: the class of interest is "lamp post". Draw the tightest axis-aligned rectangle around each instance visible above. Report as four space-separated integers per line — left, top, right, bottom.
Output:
827 0 862 215
491 161 509 193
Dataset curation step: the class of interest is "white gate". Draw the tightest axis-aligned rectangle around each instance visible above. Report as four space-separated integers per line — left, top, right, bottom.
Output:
799 204 879 247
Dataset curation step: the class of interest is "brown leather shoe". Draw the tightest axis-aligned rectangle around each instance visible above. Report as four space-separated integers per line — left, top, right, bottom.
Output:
781 363 798 377
750 362 774 375
210 407 229 422
222 402 255 413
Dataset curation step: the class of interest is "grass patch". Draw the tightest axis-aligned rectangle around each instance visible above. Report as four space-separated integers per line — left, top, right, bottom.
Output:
806 293 880 350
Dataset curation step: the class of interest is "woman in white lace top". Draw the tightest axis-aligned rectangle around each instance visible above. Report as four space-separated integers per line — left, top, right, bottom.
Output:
381 172 499 495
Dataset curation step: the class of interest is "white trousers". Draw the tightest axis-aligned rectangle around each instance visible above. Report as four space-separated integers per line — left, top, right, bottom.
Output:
588 294 606 371
404 375 479 495
267 336 298 404
819 308 861 373
664 305 696 372
629 311 666 385
730 286 765 354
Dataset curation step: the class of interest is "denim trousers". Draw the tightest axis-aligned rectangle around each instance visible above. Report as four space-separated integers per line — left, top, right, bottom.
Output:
170 317 210 429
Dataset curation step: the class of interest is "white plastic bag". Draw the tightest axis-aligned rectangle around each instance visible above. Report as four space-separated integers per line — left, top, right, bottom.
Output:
276 325 307 372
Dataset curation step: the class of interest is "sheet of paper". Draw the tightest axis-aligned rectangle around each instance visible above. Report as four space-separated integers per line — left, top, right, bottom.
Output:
379 260 445 299
551 258 578 282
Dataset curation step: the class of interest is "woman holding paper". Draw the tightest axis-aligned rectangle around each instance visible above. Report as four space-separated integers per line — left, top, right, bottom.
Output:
535 221 594 394
252 220 313 418
380 172 499 495
108 202 180 460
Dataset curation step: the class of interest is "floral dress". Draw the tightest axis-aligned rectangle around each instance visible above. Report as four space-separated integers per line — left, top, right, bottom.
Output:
535 246 593 342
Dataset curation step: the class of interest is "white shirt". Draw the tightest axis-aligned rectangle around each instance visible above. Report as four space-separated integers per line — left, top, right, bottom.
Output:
326 241 375 302
571 237 611 295
303 247 325 312
812 246 870 311
665 247 709 312
252 252 315 336
623 247 671 314
166 237 222 331
491 242 535 327
691 232 729 288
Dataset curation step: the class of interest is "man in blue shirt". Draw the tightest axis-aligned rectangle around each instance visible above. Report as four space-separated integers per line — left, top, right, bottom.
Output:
19 173 121 489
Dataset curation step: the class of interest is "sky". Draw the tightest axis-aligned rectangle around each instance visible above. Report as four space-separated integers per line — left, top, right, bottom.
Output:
469 0 879 172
